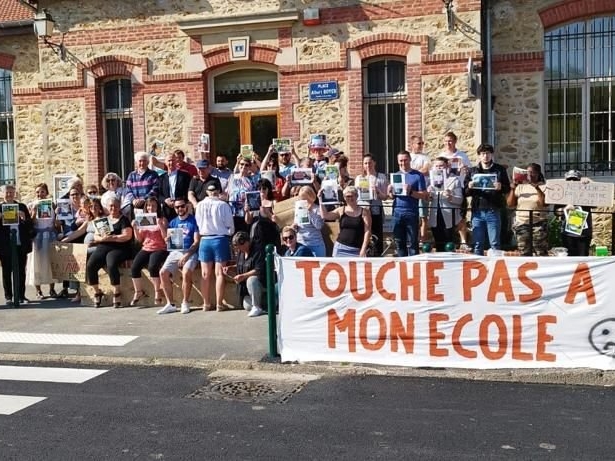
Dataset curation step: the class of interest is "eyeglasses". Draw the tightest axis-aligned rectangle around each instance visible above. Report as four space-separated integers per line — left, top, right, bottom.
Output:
174 204 186 209
282 235 295 242
108 178 117 182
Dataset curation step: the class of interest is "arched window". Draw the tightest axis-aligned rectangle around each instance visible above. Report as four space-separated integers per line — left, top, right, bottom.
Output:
0 69 14 185
363 58 407 173
101 78 133 179
545 16 615 177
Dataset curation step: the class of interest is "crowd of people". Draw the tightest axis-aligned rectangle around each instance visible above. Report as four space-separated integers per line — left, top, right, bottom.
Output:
0 133 598 310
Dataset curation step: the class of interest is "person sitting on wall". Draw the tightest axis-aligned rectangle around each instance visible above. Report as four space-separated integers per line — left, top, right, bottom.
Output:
158 198 201 315
100 172 128 216
158 152 192 221
188 159 223 210
224 231 266 318
281 226 314 257
124 151 160 216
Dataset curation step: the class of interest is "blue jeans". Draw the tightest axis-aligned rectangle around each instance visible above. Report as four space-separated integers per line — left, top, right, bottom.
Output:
471 209 501 255
393 210 419 257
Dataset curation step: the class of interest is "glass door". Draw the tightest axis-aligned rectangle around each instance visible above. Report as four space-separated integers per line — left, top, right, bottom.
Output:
212 111 278 161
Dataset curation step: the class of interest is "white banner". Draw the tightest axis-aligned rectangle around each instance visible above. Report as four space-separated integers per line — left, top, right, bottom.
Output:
278 254 615 369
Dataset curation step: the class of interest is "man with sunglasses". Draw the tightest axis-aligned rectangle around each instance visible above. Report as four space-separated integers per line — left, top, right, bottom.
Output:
158 198 200 314
281 226 314 257
465 143 511 256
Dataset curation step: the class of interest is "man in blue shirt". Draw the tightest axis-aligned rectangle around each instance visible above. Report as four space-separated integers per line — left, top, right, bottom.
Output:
387 150 428 256
158 198 200 314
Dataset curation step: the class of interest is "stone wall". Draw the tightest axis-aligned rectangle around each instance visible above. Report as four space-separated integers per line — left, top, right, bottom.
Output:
144 93 190 151
0 35 39 88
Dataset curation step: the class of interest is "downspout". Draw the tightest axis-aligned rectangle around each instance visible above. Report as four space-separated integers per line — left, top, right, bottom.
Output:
484 0 495 145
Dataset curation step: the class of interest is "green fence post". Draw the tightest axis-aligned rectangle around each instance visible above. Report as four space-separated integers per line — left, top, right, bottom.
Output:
265 244 278 358
10 229 19 308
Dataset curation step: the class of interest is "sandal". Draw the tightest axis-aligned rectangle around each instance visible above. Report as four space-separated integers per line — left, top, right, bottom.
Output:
36 289 44 300
113 292 122 309
49 288 58 298
155 289 163 305
130 290 148 307
57 288 69 299
93 291 104 308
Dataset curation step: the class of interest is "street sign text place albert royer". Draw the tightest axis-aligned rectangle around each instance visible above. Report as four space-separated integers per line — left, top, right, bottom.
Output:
309 81 339 101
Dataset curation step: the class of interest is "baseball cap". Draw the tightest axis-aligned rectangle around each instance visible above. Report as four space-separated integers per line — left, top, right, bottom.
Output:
565 169 581 180
196 159 210 169
328 148 343 157
206 182 220 192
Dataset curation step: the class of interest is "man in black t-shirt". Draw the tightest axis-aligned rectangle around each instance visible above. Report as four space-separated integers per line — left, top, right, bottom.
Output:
188 159 222 208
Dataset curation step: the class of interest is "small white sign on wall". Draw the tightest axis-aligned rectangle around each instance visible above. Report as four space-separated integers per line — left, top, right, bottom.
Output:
229 36 250 61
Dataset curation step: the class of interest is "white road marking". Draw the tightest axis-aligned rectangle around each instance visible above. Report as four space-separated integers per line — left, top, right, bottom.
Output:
0 395 47 415
0 332 137 346
0 365 108 383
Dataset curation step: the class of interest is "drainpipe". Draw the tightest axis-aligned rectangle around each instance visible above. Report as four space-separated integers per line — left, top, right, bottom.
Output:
483 0 495 145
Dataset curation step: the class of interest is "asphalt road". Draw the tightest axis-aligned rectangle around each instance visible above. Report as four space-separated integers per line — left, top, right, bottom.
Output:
2 362 615 460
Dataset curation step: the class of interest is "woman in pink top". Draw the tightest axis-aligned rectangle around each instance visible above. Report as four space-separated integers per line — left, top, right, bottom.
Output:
130 197 168 306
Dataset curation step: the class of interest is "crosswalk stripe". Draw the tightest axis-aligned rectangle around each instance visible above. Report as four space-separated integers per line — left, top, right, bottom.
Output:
0 365 108 383
0 332 138 346
0 395 47 415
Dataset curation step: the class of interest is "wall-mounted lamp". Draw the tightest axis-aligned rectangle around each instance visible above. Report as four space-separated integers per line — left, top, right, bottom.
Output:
33 9 67 61
443 0 455 32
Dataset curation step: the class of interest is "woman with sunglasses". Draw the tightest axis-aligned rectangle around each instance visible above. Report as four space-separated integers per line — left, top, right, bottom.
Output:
319 185 372 257
281 226 314 257
100 172 128 216
226 157 257 234
129 197 168 306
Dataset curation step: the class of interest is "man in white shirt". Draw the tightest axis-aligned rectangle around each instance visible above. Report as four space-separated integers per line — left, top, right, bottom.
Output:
440 131 472 250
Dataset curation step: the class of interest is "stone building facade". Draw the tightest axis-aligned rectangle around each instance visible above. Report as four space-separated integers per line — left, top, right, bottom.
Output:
0 1 614 234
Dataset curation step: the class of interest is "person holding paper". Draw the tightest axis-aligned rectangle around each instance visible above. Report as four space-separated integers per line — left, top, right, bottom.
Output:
245 178 281 254
465 143 511 256
355 154 388 256
294 186 326 257
26 183 58 299
0 185 35 306
259 153 286 201
130 197 169 307
86 196 134 308
427 157 464 251
410 136 432 244
555 169 593 256
158 198 200 314
226 157 257 234
507 163 549 256
440 131 472 250
387 150 428 256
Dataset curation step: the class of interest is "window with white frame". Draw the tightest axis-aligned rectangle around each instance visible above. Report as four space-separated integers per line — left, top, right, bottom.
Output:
102 78 134 180
363 58 407 173
0 69 15 185
545 16 615 178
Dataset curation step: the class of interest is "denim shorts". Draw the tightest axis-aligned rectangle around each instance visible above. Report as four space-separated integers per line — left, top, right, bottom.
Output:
198 236 231 263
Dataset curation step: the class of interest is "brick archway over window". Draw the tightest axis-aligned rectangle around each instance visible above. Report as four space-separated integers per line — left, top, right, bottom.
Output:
539 0 615 29
202 44 280 70
80 55 148 78
0 52 15 70
347 33 427 60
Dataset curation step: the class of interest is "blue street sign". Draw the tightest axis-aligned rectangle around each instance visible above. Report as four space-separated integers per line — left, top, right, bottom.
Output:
309 81 339 101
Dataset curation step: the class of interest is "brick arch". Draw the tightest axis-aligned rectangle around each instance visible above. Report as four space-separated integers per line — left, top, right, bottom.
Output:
347 33 428 60
79 55 147 78
203 44 280 70
539 0 615 29
0 52 15 70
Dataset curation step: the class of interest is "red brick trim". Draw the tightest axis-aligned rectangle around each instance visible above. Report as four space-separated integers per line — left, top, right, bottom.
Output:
80 55 148 79
143 72 203 83
539 0 615 29
47 24 178 47
348 33 428 61
12 87 41 105
0 52 15 70
203 44 280 70
492 52 545 74
422 50 484 75
278 27 292 48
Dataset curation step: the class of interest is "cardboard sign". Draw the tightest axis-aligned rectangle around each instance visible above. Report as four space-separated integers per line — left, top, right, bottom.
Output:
545 179 614 207
50 243 87 282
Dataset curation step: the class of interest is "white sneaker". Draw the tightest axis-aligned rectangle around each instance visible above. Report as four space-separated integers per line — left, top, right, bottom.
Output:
247 306 265 317
157 303 177 314
180 302 190 314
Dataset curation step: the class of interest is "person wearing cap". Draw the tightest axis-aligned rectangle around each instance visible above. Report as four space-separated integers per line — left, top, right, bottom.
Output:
188 159 222 209
465 143 511 256
195 182 234 311
158 152 192 221
555 169 593 256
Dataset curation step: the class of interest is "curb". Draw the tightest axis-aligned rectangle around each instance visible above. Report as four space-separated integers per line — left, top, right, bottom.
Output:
2 353 615 387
